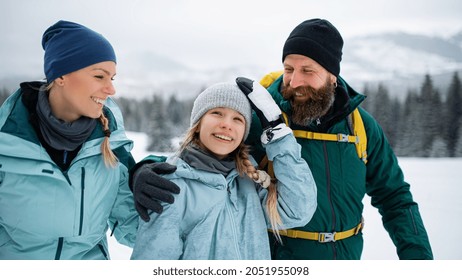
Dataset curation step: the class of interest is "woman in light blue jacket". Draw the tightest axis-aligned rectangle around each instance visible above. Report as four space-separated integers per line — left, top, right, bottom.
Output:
0 20 138 259
131 79 317 260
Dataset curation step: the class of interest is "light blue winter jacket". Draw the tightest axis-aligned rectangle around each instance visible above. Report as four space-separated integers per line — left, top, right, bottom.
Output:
0 85 138 259
131 134 317 260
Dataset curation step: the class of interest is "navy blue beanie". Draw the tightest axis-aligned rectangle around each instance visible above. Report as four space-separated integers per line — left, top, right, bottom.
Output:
282 18 343 76
42 20 116 83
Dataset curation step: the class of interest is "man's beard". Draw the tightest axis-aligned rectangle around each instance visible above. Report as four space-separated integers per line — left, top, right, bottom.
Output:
281 79 336 126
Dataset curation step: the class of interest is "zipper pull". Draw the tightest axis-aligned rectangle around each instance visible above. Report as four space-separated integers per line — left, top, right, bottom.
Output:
63 150 68 164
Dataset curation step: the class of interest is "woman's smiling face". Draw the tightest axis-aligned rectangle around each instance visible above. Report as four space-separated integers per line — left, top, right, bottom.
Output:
49 61 116 122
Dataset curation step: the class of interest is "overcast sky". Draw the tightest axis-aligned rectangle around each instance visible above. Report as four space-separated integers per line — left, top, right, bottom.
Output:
2 0 462 77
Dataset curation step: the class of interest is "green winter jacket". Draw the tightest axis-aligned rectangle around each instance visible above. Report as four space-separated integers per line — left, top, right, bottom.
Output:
245 75 433 260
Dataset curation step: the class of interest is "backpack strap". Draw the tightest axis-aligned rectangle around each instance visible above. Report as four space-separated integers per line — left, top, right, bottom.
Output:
260 70 284 88
282 112 361 145
259 109 367 175
351 108 368 164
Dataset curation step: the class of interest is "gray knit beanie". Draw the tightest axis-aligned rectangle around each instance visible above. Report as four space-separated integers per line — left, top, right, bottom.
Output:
190 82 252 140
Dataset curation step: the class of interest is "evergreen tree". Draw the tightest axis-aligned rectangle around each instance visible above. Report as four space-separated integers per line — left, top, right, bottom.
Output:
445 72 462 157
454 119 462 157
420 74 443 156
147 95 174 152
167 95 190 136
388 97 402 149
138 97 158 133
168 95 184 125
116 97 154 133
395 90 425 156
360 83 373 115
373 83 397 147
428 136 449 157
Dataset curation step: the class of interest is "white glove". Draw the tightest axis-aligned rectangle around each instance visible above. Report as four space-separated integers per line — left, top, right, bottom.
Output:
236 77 292 144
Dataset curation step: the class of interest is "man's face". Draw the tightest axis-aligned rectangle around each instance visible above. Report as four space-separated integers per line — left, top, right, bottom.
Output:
282 54 336 126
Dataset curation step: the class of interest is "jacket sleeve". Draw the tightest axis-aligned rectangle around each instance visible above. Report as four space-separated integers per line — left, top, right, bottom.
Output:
362 108 433 259
108 148 139 248
257 133 317 229
130 189 183 260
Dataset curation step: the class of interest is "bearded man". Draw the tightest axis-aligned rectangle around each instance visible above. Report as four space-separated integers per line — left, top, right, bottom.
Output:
130 18 433 260
244 18 433 260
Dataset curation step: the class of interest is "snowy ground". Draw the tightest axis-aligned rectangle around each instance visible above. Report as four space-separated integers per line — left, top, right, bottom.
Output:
108 132 462 260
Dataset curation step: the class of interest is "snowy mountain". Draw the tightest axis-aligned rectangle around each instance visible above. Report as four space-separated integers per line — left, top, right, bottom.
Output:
114 30 462 100
2 30 462 100
341 32 462 99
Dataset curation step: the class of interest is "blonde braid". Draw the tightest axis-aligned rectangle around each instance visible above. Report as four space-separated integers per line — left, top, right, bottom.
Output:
99 113 118 167
237 146 283 243
265 181 282 243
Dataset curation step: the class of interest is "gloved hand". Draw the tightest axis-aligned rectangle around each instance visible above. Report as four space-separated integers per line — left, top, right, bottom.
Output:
132 162 180 222
236 77 292 144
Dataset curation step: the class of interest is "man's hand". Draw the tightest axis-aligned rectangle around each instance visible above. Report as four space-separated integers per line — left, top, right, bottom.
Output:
236 77 292 144
132 162 180 222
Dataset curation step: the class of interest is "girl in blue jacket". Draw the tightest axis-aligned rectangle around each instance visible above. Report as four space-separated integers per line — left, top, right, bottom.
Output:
0 20 138 259
131 79 317 259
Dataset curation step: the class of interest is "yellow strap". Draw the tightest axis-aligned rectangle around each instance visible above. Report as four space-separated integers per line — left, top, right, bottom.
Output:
352 108 368 164
282 111 367 162
283 112 359 143
259 70 283 88
292 130 358 143
270 220 364 242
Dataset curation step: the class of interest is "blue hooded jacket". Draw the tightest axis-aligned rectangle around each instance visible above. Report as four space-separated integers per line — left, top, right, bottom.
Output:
131 134 317 260
0 82 138 259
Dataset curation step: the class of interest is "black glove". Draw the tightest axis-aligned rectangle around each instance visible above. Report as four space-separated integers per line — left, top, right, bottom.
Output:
132 162 180 222
236 77 292 144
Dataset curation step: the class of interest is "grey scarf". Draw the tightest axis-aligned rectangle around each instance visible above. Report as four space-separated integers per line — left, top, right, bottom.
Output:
36 87 97 151
180 144 236 177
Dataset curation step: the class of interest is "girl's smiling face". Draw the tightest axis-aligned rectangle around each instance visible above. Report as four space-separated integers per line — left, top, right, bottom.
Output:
197 107 246 160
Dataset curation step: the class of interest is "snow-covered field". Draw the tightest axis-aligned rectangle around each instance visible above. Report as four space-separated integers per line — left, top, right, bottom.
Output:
108 132 462 260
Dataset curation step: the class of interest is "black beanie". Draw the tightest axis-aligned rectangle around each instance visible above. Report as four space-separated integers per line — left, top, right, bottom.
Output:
282 18 343 76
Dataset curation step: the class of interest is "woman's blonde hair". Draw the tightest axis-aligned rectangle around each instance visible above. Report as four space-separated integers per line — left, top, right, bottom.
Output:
178 121 282 242
99 113 118 167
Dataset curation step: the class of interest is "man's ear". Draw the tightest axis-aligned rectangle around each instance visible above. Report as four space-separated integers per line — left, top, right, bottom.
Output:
330 75 338 88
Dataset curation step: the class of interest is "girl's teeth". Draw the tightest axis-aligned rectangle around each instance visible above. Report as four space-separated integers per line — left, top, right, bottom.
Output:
215 134 231 141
